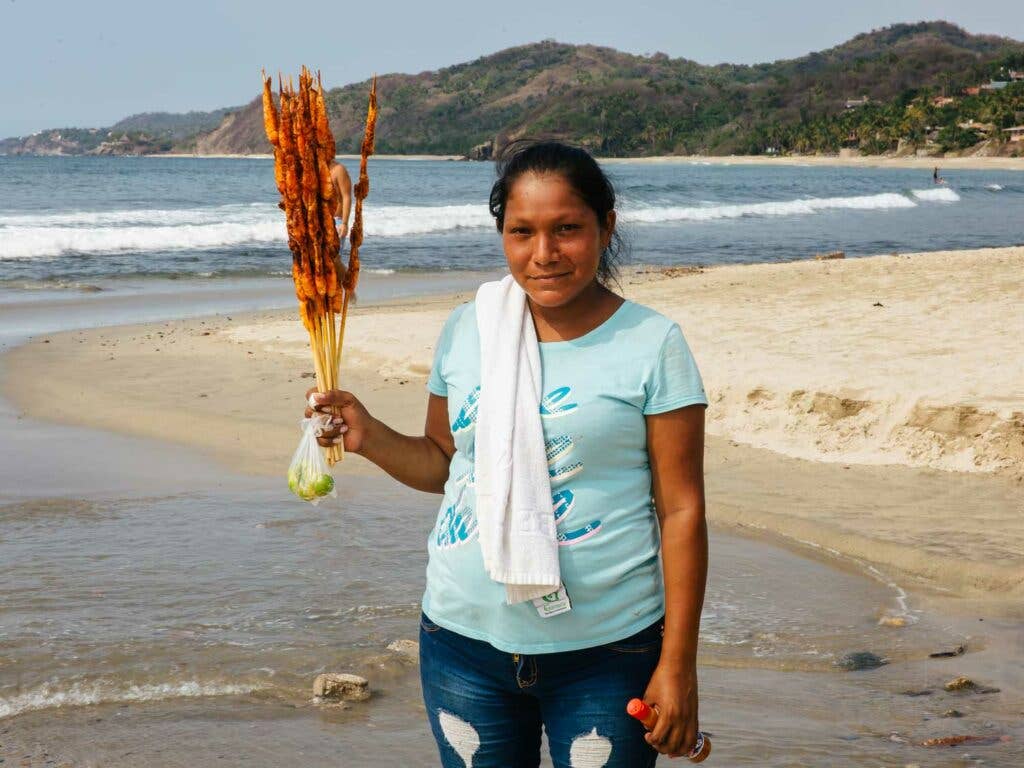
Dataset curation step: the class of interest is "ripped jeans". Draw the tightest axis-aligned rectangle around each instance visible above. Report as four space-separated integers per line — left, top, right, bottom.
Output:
419 613 662 768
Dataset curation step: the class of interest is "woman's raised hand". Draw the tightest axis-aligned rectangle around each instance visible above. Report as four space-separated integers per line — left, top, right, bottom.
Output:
304 388 374 454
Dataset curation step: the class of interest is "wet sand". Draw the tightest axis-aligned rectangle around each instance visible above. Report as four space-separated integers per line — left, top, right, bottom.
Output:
2 457 1021 766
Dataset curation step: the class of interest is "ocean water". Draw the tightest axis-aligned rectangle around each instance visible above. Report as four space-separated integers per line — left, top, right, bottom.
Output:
0 156 1022 289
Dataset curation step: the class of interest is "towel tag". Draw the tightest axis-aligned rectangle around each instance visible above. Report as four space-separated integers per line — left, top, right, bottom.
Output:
533 585 572 618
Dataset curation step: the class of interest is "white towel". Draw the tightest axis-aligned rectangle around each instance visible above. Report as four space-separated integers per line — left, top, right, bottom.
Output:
474 275 560 604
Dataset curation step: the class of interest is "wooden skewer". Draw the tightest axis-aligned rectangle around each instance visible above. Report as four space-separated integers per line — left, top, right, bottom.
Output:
264 68 376 472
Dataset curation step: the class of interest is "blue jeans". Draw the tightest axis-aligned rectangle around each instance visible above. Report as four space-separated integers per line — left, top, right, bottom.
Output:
419 613 662 768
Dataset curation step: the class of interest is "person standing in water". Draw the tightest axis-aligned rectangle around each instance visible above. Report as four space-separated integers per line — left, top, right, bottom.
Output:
933 166 945 185
306 142 709 766
330 159 353 239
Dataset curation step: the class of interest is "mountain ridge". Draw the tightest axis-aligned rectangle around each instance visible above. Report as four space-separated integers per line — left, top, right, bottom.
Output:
3 21 1023 158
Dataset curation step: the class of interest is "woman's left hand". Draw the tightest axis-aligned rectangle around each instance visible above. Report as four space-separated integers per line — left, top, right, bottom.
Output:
641 660 699 758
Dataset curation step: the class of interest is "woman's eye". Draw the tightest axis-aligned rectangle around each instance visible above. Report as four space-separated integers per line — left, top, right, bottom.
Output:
557 224 581 233
509 227 530 235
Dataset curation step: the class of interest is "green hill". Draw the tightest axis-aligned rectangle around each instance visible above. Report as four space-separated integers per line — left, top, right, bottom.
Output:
200 21 1024 157
111 108 237 140
3 21 1023 158
0 107 239 156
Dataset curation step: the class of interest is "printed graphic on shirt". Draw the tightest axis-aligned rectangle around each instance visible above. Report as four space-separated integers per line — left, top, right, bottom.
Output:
540 386 579 419
551 487 603 547
545 435 574 465
451 386 481 434
438 384 601 551
557 520 602 545
552 489 575 523
436 502 478 550
542 394 602 545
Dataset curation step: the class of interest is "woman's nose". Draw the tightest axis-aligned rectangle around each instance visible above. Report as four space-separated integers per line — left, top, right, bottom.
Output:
533 233 559 264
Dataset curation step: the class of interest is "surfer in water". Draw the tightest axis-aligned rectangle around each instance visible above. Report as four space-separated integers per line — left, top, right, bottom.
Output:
933 166 946 185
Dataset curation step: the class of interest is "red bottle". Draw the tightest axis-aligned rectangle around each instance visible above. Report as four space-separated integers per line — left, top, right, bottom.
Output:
626 698 711 763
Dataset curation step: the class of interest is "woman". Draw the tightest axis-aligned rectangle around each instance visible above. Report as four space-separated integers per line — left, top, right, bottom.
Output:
307 142 708 767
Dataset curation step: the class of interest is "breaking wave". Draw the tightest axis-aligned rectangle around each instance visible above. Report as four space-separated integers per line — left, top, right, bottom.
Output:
0 220 286 259
0 203 493 259
910 187 960 202
0 678 267 720
622 192 919 224
0 188 962 260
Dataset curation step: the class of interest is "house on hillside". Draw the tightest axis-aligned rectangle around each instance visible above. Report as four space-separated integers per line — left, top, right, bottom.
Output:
931 96 956 107
1006 70 1024 82
958 120 997 135
1003 126 1024 143
980 81 1008 91
845 96 870 109
962 86 981 96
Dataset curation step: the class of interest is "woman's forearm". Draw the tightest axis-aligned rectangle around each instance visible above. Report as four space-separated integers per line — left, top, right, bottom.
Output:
357 416 451 493
658 506 708 668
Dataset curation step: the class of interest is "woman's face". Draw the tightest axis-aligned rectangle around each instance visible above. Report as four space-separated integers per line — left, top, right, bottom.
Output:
501 172 614 308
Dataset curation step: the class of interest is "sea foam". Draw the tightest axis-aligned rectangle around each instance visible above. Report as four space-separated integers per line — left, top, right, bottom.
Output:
0 678 266 720
0 188 962 260
621 192 918 224
0 204 493 259
910 187 960 202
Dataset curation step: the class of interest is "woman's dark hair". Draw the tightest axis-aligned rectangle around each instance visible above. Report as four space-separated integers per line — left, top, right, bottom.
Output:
489 141 625 286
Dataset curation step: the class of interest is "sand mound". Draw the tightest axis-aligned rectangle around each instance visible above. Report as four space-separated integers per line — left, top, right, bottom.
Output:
707 386 1023 475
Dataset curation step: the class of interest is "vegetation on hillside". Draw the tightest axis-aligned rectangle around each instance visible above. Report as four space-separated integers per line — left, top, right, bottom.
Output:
311 21 1024 157
741 53 1024 155
2 21 1023 158
110 108 236 139
0 107 238 156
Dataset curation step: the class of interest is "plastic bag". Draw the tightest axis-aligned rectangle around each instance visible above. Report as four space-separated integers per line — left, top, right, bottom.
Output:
287 413 337 505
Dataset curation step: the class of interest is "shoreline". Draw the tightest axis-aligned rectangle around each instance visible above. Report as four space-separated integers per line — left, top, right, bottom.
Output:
94 152 1024 170
151 153 464 161
601 154 1024 170
3 246 1022 600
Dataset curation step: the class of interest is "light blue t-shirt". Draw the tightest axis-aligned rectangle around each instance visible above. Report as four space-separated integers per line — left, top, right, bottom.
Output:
422 298 707 654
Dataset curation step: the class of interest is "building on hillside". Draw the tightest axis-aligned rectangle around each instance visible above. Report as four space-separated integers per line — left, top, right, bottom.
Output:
962 86 981 96
931 96 956 107
980 81 1009 91
958 120 997 135
1003 126 1024 143
844 96 870 109
1007 70 1024 81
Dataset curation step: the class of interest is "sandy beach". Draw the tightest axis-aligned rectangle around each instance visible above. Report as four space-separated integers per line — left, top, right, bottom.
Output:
4 247 1022 602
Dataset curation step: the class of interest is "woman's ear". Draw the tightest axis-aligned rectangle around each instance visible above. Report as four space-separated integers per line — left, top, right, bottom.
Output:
602 210 617 249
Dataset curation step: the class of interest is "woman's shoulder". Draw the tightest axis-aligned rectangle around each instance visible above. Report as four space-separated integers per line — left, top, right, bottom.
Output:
616 300 683 341
445 300 476 328
435 301 478 347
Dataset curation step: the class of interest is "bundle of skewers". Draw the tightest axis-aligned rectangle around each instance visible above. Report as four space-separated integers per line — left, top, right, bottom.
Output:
262 67 377 481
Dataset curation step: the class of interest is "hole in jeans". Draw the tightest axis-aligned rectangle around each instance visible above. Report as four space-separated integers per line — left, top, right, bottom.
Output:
438 710 481 767
569 727 613 768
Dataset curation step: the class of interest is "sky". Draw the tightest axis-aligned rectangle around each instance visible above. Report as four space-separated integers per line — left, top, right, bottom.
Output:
1 0 1023 137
